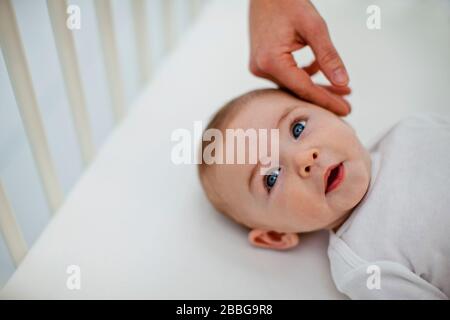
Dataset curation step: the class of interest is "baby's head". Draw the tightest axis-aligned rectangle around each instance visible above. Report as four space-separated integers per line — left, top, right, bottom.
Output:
198 89 371 250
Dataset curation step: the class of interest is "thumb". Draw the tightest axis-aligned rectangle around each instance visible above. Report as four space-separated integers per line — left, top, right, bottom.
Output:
306 27 349 86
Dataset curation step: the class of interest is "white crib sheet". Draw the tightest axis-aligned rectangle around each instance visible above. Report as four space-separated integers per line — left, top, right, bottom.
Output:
1 0 449 299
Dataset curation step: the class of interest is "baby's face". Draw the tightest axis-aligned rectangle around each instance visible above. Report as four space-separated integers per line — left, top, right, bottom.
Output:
214 92 371 234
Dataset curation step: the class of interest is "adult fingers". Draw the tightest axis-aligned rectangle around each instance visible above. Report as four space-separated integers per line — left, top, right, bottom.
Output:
264 52 351 115
303 19 349 87
318 84 351 96
302 60 320 76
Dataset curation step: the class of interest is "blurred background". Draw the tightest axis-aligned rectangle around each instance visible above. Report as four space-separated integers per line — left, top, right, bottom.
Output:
0 0 206 288
0 0 449 297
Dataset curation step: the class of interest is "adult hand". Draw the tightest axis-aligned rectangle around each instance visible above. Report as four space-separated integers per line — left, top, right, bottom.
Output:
249 0 351 115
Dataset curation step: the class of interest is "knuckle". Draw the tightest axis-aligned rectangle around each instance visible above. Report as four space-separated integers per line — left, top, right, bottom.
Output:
306 16 327 35
249 59 263 76
318 17 328 31
319 48 340 66
254 51 275 72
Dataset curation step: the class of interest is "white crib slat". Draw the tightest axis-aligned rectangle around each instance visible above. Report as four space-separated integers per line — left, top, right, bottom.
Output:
0 182 28 267
94 0 126 123
190 0 203 21
132 0 152 84
163 0 175 53
0 0 63 213
47 0 95 165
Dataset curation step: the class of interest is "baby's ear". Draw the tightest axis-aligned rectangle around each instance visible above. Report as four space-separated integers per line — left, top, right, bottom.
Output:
248 229 299 250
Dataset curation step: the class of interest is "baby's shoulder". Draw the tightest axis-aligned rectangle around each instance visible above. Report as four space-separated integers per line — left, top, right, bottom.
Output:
368 112 450 156
393 112 450 130
366 112 450 152
381 112 450 142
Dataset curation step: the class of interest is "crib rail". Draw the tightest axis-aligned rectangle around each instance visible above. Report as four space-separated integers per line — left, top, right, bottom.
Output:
0 0 206 268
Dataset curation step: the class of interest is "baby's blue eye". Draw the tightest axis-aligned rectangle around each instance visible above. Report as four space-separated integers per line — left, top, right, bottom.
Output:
265 168 280 192
292 120 306 139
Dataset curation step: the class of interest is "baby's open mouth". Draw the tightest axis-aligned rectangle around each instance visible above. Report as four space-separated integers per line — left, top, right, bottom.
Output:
324 162 345 194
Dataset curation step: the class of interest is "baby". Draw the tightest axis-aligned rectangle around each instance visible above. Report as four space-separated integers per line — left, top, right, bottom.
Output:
198 88 450 299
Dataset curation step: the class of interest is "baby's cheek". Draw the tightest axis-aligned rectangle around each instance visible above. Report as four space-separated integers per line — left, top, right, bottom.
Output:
282 186 322 227
336 126 362 156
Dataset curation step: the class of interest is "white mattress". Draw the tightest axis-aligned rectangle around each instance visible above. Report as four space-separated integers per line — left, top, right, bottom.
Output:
1 0 449 299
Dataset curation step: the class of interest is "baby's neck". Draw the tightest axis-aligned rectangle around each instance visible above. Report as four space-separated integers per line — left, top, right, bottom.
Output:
327 210 353 233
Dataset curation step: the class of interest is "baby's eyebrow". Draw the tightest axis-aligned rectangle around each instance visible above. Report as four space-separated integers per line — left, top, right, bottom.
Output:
276 105 297 129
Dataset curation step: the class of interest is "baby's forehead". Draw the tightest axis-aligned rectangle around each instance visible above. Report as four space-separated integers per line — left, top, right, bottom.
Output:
228 93 309 130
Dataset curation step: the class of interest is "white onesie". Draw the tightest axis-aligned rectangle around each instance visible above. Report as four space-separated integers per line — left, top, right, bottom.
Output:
328 113 450 299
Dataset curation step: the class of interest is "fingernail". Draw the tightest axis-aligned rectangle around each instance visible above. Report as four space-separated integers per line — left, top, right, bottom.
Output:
333 68 348 85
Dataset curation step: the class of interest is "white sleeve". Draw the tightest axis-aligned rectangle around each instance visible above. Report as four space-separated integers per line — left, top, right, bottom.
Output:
337 261 448 300
328 234 448 300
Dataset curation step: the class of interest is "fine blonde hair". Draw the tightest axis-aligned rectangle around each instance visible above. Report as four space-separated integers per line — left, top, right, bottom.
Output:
197 88 293 227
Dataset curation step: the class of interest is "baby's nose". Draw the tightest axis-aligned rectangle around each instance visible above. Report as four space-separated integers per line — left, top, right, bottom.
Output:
297 148 319 178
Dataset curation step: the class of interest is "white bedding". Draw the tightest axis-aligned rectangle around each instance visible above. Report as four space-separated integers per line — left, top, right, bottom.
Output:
1 0 449 299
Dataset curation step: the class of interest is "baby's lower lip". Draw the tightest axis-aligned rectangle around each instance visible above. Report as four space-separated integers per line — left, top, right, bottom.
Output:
325 162 345 194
